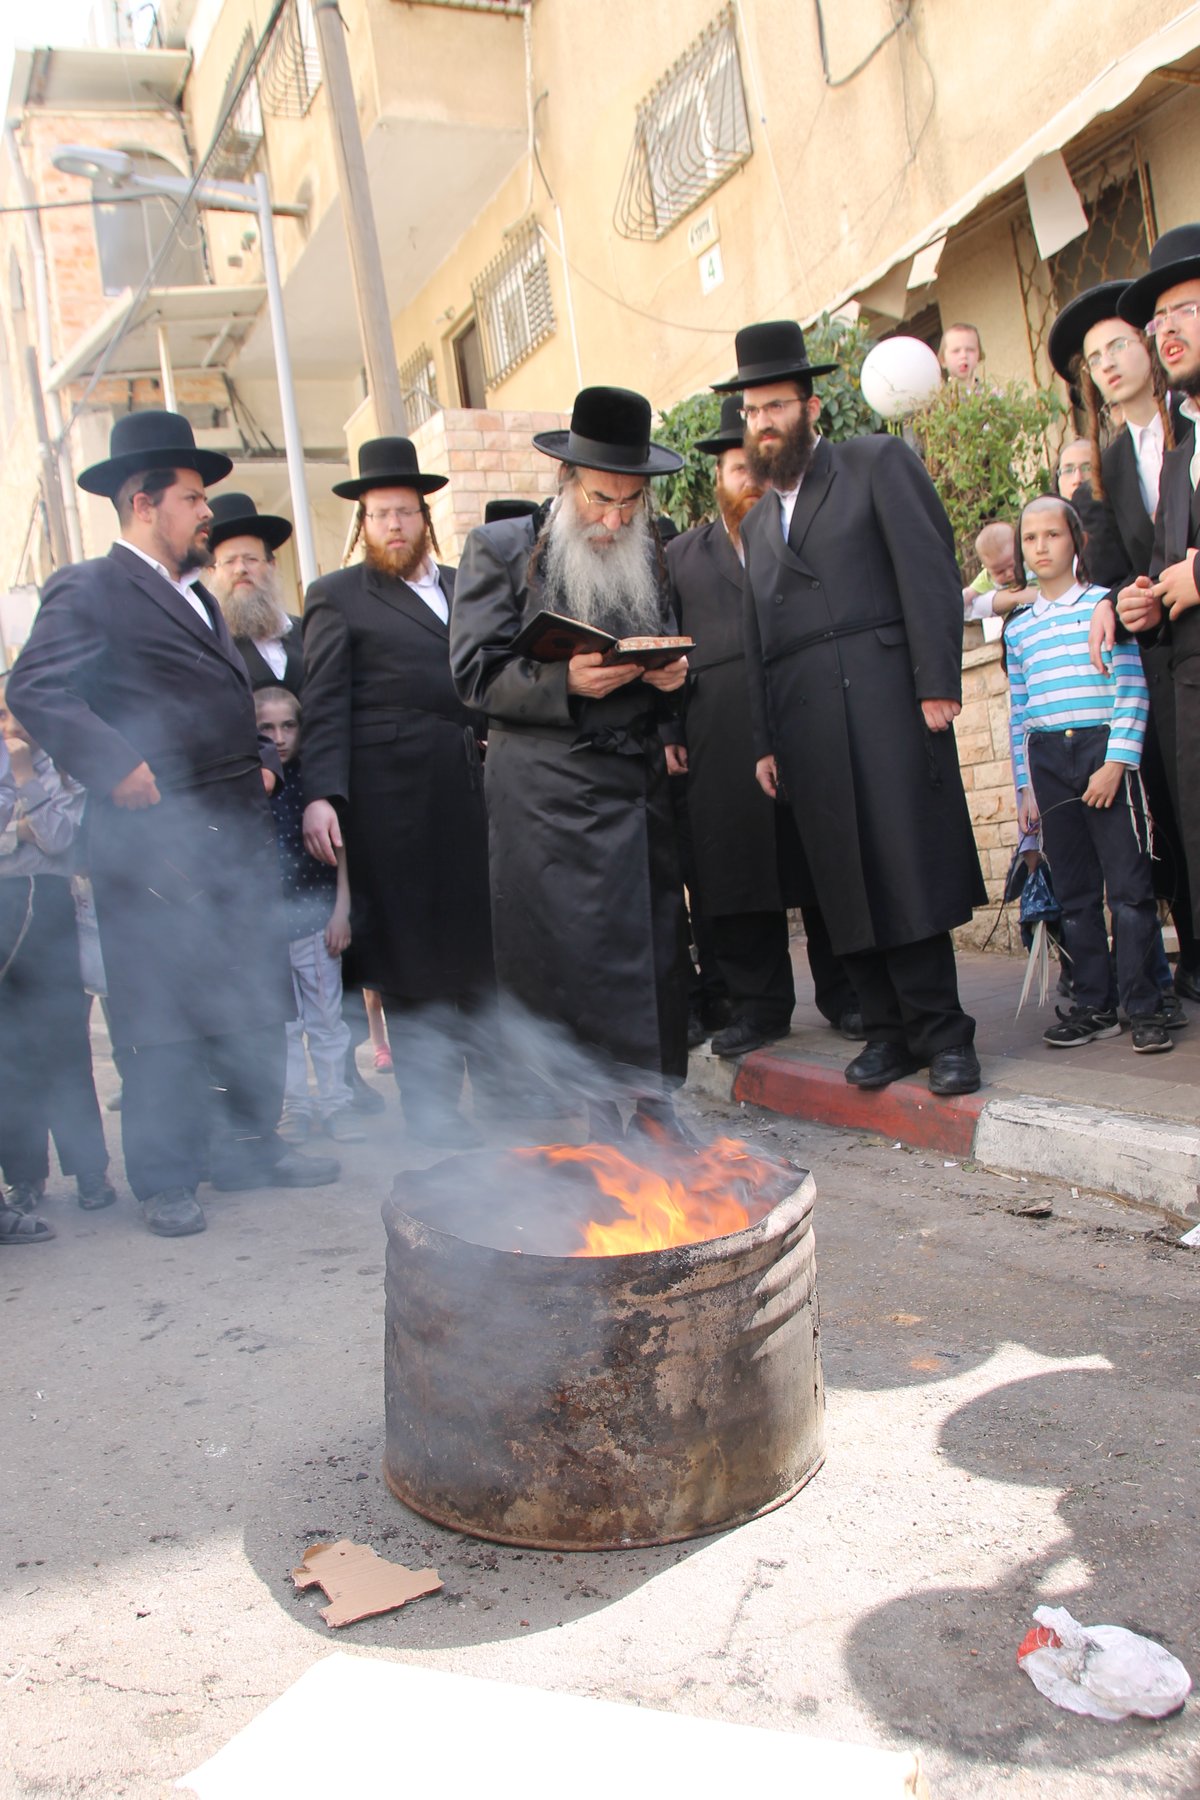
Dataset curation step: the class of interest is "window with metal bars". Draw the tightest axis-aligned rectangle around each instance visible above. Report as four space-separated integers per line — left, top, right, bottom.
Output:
399 343 440 425
614 6 752 243
470 220 555 387
260 0 323 120
211 30 264 180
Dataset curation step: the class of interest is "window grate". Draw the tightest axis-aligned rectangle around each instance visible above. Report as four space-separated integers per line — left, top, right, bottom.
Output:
211 30 264 179
260 0 323 120
399 343 441 425
470 219 555 388
614 6 752 243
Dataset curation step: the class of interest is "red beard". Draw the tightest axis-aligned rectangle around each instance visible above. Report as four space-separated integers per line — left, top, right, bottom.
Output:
364 529 430 582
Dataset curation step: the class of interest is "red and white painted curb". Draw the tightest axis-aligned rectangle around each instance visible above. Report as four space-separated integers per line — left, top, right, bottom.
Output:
689 1046 1200 1226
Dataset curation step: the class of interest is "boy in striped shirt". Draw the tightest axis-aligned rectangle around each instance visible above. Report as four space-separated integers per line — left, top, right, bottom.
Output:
1006 496 1170 1052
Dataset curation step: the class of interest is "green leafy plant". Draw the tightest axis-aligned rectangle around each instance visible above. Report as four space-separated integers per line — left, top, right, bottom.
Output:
911 379 1063 575
653 313 883 529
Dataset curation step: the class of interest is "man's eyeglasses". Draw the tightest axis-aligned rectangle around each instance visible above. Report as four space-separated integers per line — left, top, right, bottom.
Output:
739 398 803 425
364 506 424 524
214 552 268 571
574 478 646 518
1147 301 1200 337
1084 336 1137 370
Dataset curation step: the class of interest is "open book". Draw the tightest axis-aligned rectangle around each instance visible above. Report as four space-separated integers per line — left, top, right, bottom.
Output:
510 609 694 670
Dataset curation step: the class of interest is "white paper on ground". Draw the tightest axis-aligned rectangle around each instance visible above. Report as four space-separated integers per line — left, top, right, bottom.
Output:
177 1652 928 1800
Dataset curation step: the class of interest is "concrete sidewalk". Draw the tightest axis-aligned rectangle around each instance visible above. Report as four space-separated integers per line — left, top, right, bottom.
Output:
687 944 1200 1226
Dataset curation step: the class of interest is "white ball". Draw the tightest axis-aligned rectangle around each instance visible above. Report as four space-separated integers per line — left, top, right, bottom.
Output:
859 336 944 420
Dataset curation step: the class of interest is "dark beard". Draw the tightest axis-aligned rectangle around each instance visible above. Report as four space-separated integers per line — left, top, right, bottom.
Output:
364 529 430 582
744 411 818 491
180 541 211 577
1174 366 1200 399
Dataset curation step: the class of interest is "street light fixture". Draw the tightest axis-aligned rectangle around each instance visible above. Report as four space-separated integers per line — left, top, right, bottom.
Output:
51 145 320 589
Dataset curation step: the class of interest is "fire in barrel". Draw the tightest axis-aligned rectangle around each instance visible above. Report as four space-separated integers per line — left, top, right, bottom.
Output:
383 1132 825 1550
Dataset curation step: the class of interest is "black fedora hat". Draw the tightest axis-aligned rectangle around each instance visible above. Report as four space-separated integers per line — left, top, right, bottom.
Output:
484 498 541 524
532 387 683 476
332 436 448 501
77 407 233 499
1047 281 1131 382
1120 224 1200 328
711 321 837 394
694 395 746 456
207 491 293 553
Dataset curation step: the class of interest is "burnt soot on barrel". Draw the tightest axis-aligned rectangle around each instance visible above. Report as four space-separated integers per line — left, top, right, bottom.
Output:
383 1130 825 1550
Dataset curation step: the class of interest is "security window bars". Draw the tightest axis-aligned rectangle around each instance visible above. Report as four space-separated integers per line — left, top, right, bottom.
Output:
615 6 752 242
471 219 555 387
211 30 264 179
399 343 440 425
261 0 323 120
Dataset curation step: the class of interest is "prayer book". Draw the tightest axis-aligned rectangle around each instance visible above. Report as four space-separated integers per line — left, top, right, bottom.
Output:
511 609 693 669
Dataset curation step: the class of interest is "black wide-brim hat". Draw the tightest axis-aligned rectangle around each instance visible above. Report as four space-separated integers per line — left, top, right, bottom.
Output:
711 320 837 393
78 407 233 498
694 395 746 455
207 491 293 552
1120 224 1200 328
1046 281 1131 381
484 498 541 524
532 386 683 476
332 435 448 500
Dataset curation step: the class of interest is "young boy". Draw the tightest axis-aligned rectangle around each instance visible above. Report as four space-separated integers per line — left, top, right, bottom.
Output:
256 687 366 1141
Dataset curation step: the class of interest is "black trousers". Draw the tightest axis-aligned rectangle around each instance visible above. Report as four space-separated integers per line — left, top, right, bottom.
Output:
0 875 108 1187
842 932 974 1060
1029 727 1159 1019
379 989 489 1120
709 910 795 1029
120 1024 287 1202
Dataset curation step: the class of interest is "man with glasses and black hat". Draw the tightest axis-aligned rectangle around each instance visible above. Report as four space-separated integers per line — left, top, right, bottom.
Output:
7 409 338 1238
206 492 303 695
664 395 863 1059
451 387 692 1137
721 322 985 1097
300 437 493 1148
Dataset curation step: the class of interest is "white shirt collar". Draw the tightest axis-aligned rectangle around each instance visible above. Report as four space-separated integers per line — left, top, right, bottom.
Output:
1180 397 1200 428
1031 578 1089 618
120 538 202 591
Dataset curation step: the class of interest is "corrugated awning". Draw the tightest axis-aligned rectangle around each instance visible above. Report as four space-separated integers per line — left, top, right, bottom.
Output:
818 4 1200 320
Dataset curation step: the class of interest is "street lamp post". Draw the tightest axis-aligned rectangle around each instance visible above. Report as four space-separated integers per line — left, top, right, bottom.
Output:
51 147 320 589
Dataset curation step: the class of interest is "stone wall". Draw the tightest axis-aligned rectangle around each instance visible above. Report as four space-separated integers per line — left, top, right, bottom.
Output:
955 628 1021 954
409 407 570 562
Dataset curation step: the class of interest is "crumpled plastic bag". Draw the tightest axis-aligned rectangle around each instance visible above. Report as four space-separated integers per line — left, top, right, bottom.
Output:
1017 1605 1192 1721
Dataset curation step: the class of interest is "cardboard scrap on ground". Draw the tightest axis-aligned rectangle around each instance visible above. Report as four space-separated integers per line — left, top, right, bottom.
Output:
291 1539 442 1627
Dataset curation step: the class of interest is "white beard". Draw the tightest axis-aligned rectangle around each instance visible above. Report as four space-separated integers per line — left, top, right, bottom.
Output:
542 497 664 637
215 567 290 642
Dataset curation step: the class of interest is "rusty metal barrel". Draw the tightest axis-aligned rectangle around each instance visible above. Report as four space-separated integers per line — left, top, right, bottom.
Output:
382 1153 825 1550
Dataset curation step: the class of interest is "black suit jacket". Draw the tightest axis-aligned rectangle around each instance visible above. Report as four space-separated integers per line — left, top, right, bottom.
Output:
235 619 304 695
1074 430 1156 591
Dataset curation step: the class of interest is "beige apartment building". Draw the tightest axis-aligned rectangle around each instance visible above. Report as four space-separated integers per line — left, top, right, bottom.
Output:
1 0 1199 907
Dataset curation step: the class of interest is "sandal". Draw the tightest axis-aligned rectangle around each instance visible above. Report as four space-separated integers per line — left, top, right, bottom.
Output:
0 1206 55 1244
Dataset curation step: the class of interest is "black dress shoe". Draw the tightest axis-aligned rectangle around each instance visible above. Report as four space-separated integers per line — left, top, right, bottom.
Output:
142 1188 206 1237
843 1042 921 1088
76 1170 118 1211
686 1010 709 1050
345 1066 387 1113
6 1180 45 1216
212 1149 341 1191
927 1045 982 1095
835 1008 868 1041
710 1018 790 1059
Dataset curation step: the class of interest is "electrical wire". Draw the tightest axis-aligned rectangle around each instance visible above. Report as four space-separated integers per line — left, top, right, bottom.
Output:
813 0 908 88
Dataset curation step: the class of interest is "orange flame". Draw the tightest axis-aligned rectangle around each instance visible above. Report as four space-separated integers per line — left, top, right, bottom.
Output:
514 1136 788 1256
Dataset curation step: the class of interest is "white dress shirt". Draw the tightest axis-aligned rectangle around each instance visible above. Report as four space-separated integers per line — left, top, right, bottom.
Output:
1180 397 1200 494
120 538 212 628
256 635 289 679
1126 409 1165 516
775 481 803 540
407 555 449 624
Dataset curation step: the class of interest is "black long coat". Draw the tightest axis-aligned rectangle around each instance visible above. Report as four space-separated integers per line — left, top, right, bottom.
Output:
6 544 293 1048
450 518 689 1081
666 519 805 915
300 560 492 1000
235 620 304 695
742 435 985 957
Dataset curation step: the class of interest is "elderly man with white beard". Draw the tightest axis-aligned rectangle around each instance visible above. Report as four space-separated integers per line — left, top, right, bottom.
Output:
206 493 303 695
451 387 692 1138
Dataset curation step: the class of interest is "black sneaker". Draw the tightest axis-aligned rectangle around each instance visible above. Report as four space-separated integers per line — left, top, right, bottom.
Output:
1043 1008 1121 1048
1131 1018 1174 1054
1156 992 1189 1031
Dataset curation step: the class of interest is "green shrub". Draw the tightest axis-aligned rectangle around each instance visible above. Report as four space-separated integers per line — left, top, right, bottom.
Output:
912 379 1063 575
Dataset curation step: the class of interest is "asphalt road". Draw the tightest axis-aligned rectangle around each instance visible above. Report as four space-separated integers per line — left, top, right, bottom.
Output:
1 1066 1198 1798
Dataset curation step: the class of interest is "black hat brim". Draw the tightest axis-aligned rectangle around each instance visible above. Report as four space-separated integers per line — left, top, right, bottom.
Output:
332 470 448 500
208 512 293 552
711 359 837 394
532 430 682 476
694 429 744 455
1046 282 1130 381
1120 257 1200 329
78 446 234 499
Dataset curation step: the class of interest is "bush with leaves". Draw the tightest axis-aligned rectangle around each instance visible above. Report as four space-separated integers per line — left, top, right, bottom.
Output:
911 379 1063 576
653 313 883 530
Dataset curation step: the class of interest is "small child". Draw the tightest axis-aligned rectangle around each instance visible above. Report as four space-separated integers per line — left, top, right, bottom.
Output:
1005 496 1170 1053
256 686 366 1142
